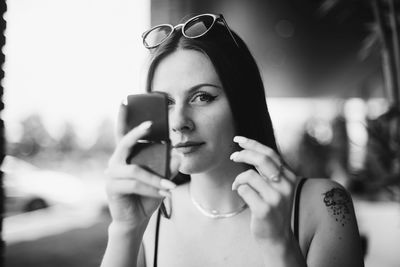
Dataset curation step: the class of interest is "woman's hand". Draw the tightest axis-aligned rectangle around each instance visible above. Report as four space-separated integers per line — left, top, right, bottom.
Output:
230 136 298 245
105 121 177 227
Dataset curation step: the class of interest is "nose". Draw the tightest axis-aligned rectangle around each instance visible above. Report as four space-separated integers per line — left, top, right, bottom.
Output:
169 104 195 133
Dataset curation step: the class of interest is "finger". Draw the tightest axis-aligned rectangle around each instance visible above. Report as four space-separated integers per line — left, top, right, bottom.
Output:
110 121 153 164
233 169 292 201
230 149 280 180
115 103 127 141
105 164 177 190
233 137 298 183
232 169 260 190
232 169 280 202
280 166 298 183
236 184 270 218
233 136 281 166
107 178 170 198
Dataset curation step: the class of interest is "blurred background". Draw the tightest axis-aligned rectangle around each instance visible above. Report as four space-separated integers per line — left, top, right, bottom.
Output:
1 0 400 266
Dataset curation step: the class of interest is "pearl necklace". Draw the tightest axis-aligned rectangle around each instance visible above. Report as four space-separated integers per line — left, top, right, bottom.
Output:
189 187 248 219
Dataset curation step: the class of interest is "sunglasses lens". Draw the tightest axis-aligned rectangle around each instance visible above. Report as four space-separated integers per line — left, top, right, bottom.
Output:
184 15 215 38
144 25 173 48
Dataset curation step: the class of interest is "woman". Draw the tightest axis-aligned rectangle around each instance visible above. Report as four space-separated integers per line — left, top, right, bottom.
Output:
101 14 364 267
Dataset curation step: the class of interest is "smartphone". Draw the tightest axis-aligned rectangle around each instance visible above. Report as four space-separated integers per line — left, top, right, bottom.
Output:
121 93 171 179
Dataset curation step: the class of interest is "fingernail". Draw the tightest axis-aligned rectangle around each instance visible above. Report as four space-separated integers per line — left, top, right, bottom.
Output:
139 121 153 130
233 136 247 143
231 182 237 191
160 179 177 190
230 152 239 161
158 190 171 198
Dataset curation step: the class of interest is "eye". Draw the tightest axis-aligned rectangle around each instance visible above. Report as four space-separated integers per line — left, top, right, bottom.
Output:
190 92 218 104
167 97 175 106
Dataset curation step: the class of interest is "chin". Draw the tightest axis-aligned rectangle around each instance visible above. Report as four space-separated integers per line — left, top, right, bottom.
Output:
178 163 203 175
178 157 213 175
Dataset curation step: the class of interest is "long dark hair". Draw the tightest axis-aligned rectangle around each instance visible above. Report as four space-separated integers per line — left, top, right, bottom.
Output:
145 19 278 154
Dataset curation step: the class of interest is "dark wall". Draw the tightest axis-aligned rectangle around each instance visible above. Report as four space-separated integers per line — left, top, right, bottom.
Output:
150 0 379 98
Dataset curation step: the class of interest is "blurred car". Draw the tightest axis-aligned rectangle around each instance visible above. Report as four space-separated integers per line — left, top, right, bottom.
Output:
1 156 85 216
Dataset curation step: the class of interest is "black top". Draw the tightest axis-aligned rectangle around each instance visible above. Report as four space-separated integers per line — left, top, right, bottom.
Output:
153 178 308 267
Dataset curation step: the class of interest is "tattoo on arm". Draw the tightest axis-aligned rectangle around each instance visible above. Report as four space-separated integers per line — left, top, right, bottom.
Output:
322 187 351 226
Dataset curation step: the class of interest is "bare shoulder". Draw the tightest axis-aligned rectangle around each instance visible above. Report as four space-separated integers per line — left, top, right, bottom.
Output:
300 178 353 226
301 177 348 197
300 178 350 207
298 178 364 267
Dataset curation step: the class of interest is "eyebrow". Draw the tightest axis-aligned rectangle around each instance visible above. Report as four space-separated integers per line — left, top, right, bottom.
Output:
153 83 223 95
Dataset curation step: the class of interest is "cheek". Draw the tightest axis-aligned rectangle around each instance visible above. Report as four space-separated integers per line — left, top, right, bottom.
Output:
201 108 236 142
217 107 236 136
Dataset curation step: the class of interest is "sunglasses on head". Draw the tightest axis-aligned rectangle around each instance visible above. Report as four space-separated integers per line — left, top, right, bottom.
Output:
142 13 239 49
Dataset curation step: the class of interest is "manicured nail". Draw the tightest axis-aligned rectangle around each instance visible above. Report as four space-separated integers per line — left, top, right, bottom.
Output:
139 121 153 130
158 190 171 198
233 136 247 143
231 182 237 191
160 179 177 190
230 152 239 161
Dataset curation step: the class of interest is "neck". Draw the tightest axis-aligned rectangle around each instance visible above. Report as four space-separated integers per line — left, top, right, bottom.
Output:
189 161 249 213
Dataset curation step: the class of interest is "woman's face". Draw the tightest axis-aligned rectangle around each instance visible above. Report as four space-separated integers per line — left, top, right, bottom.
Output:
152 49 237 175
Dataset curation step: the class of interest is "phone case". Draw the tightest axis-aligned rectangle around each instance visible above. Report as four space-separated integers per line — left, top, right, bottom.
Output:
123 93 169 142
126 142 170 178
122 93 171 178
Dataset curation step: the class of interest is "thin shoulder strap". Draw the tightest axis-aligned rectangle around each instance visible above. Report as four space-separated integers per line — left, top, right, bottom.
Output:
293 177 307 241
153 208 162 267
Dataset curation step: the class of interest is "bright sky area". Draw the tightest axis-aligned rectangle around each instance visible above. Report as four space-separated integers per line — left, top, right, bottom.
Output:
3 0 150 146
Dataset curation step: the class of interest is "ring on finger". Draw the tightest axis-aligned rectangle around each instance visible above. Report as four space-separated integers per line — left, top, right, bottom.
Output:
268 173 281 182
267 164 285 182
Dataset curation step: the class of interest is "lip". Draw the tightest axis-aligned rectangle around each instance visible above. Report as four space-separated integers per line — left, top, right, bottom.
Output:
173 141 205 154
173 141 205 148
